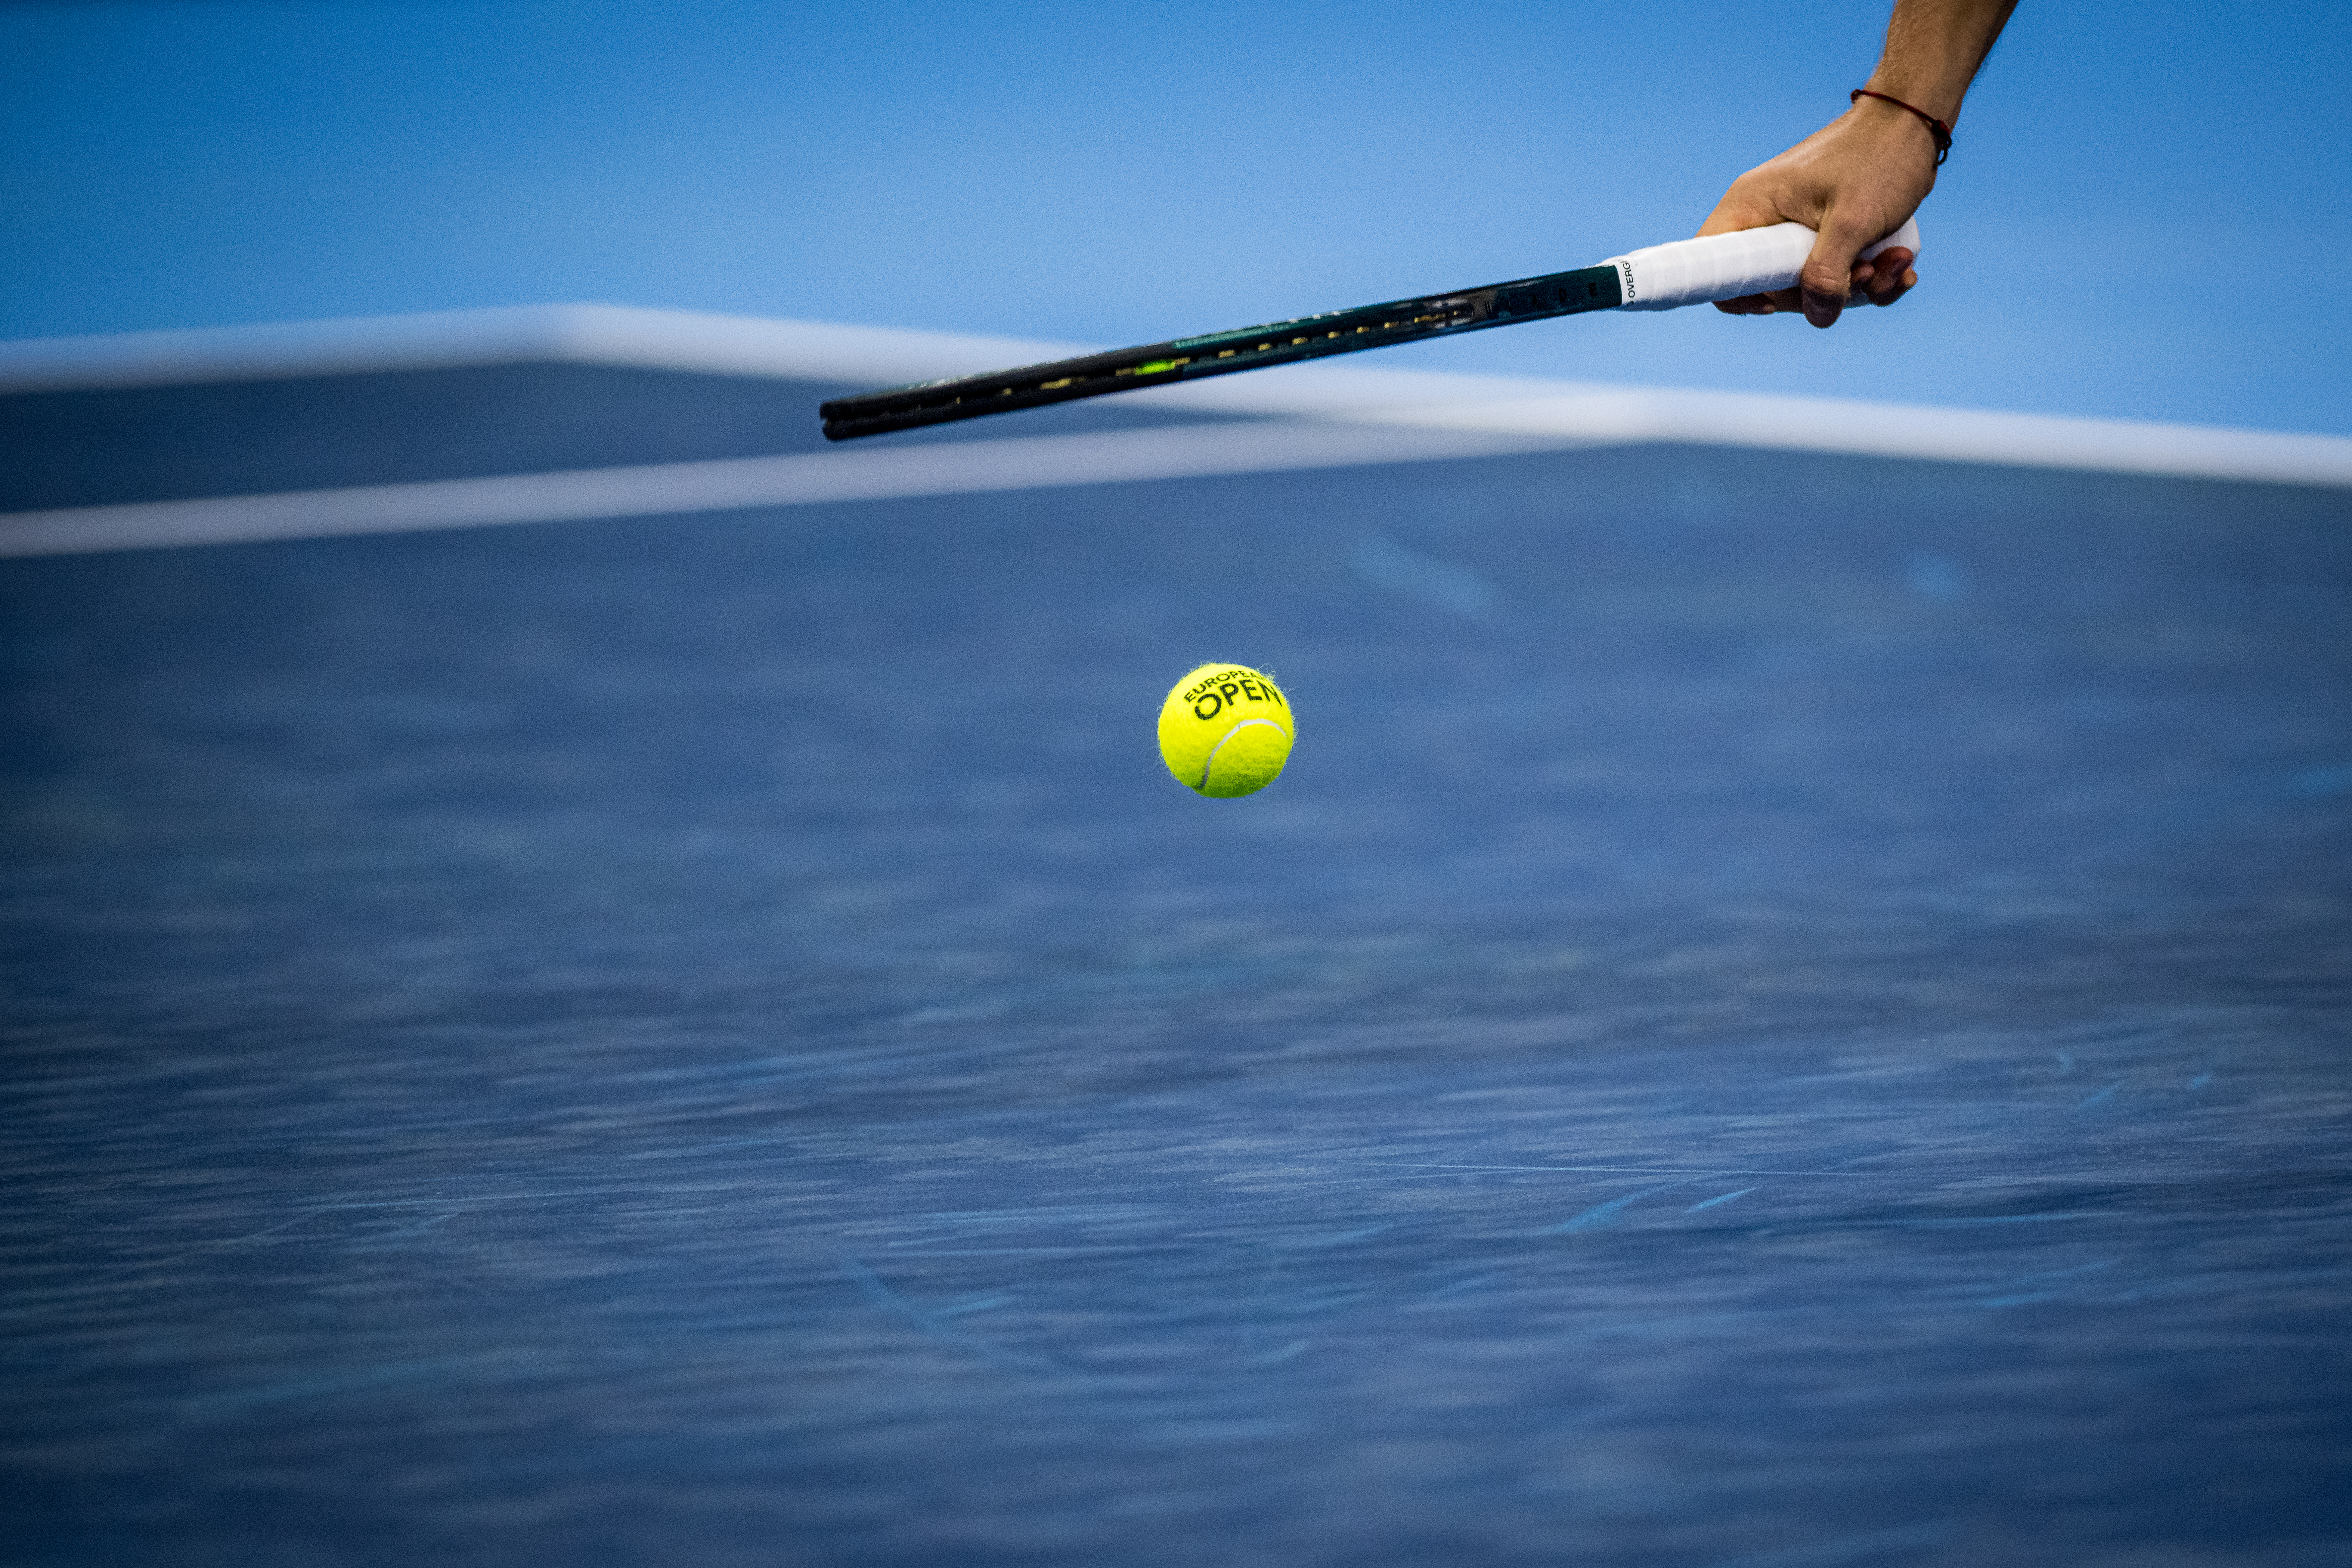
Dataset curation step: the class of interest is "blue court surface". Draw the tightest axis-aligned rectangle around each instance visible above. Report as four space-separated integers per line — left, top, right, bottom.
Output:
4 315 2351 1568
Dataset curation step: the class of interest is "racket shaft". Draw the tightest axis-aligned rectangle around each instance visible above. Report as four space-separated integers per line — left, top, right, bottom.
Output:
819 264 1621 441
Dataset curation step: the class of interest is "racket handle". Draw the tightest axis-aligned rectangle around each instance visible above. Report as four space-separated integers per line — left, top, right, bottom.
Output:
1605 217 1922 311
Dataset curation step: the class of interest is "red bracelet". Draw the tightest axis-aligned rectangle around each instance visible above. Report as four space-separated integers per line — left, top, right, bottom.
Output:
1851 88 1953 165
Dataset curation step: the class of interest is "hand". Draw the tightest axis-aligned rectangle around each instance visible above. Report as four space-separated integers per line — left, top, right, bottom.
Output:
1698 95 1942 327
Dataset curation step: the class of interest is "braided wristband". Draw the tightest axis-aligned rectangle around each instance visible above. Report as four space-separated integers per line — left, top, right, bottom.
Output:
1851 88 1953 165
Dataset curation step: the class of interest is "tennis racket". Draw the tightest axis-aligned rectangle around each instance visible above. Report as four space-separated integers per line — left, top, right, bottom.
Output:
819 218 1920 441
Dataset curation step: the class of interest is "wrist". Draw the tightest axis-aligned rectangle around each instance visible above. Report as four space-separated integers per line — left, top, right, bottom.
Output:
1861 72 1966 127
1848 88 1953 164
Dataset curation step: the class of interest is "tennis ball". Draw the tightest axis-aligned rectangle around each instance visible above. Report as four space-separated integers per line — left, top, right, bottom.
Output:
1159 663 1294 797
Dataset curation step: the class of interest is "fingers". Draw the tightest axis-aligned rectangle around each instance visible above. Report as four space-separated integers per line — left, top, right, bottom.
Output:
1857 247 1916 307
1713 288 1801 316
1714 250 1919 319
1799 227 1870 328
1804 211 1927 325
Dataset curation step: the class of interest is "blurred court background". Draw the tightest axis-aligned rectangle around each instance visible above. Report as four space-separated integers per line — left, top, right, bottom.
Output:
4 0 2348 433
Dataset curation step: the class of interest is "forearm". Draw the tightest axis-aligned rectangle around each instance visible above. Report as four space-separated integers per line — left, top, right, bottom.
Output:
1869 0 2019 124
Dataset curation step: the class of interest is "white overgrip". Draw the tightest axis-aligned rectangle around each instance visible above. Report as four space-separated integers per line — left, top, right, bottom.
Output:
1605 216 1922 311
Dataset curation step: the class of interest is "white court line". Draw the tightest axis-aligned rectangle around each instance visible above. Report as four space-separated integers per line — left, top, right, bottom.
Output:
0 421 1567 558
1360 388 2352 488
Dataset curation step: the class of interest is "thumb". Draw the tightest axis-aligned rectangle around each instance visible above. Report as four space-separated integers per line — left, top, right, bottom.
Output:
1798 213 1877 329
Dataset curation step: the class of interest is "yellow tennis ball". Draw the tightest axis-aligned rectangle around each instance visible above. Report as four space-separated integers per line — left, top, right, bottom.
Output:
1159 663 1295 797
